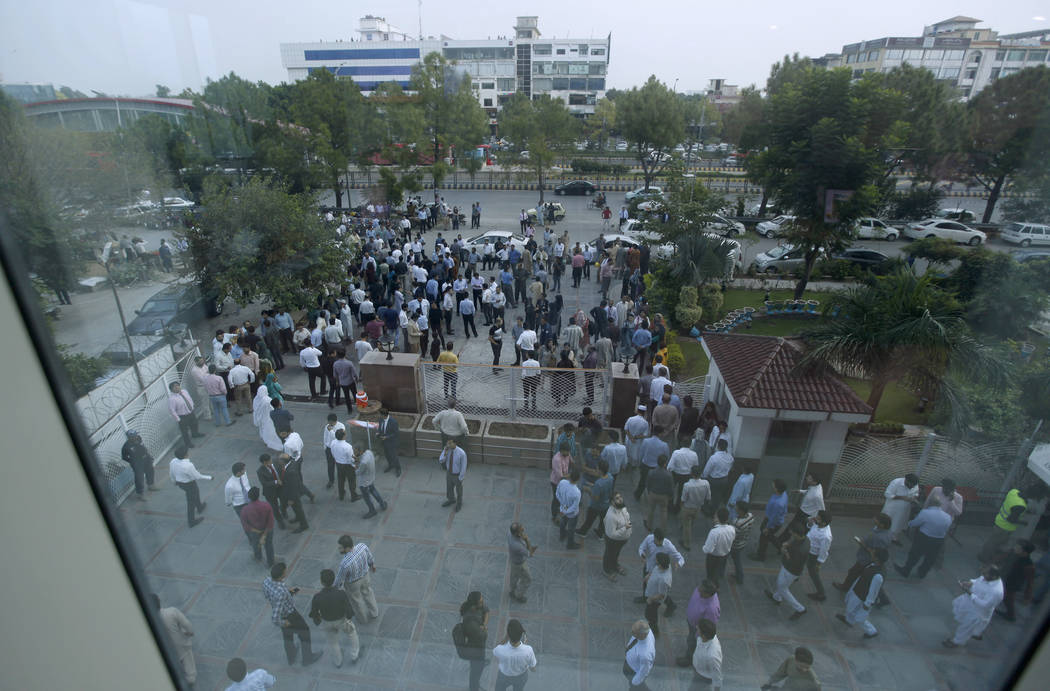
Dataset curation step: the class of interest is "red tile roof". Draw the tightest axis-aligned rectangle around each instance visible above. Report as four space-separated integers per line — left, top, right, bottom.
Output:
702 334 872 416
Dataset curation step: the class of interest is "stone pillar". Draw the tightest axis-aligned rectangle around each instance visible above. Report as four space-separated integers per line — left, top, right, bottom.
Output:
359 351 421 413
609 362 639 430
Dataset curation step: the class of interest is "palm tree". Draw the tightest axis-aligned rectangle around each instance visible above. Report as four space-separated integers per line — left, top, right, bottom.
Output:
797 268 1007 423
665 233 736 286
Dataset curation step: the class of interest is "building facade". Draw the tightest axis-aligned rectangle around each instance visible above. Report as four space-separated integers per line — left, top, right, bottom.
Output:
822 16 1050 99
280 15 611 124
22 97 194 132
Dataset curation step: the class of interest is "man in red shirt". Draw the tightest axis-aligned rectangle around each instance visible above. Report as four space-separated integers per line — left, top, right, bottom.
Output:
240 487 276 566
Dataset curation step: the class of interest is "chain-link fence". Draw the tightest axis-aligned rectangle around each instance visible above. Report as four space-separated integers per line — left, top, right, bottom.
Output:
419 360 611 423
81 347 204 503
829 432 1026 509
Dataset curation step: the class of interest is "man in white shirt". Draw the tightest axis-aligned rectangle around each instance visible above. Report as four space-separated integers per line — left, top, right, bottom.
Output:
804 510 833 602
623 619 656 688
703 507 736 586
224 657 275 691
168 381 204 449
224 462 252 517
492 619 537 689
643 552 674 635
702 439 734 509
298 343 325 398
354 335 373 364
433 399 470 447
624 406 650 470
170 446 212 527
516 326 537 356
781 473 827 544
648 366 671 406
521 352 541 409
322 413 345 490
692 619 723 689
330 428 360 502
668 445 699 514
636 528 685 612
228 360 256 417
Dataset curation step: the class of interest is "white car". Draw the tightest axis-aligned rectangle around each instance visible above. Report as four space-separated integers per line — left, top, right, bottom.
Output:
756 215 797 238
637 200 664 213
853 217 900 241
463 230 527 247
162 197 196 208
1000 221 1050 247
520 151 530 160
904 219 986 245
625 186 663 202
703 214 745 237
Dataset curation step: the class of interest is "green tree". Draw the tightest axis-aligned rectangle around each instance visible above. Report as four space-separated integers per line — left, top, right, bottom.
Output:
616 76 685 189
585 97 617 151
368 81 427 201
798 269 1005 423
1001 170 1050 223
410 53 488 187
177 178 357 307
966 65 1050 223
500 93 578 204
155 84 171 98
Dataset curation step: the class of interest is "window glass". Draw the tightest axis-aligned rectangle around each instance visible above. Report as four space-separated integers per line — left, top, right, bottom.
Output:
532 44 551 55
996 49 1007 60
480 82 494 90
885 49 903 59
587 78 606 90
944 50 964 60
591 48 605 56
552 78 569 90
924 49 944 60
497 78 515 91
589 63 606 75
904 49 923 60
1007 50 1026 61
532 77 552 91
569 78 587 90
1027 50 1047 61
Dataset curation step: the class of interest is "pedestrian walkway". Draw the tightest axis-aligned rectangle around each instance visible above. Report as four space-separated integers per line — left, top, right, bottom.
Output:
121 401 1040 690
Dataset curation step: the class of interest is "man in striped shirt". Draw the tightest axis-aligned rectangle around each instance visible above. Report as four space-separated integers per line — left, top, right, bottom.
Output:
335 535 379 622
262 562 321 666
730 501 754 585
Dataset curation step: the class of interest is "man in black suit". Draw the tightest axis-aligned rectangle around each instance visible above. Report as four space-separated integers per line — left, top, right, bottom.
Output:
270 399 294 435
377 408 403 477
279 453 309 533
257 453 286 529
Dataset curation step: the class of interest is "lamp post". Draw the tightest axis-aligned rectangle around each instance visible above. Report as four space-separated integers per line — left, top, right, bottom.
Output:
99 244 145 390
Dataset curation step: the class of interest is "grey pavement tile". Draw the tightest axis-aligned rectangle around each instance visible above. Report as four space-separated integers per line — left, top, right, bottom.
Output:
532 619 583 656
840 645 937 690
405 641 463 687
929 651 1000 691
287 556 332 588
192 583 268 617
355 636 411 679
529 653 581 689
314 676 395 691
150 540 231 576
382 568 432 601
148 575 203 612
419 609 460 645
586 621 629 661
375 605 421 640
193 613 257 657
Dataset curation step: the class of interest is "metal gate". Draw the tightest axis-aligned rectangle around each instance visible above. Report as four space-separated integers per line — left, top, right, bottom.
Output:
419 361 611 423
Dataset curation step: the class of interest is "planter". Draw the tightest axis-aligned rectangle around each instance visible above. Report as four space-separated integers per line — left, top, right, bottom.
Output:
416 414 484 462
484 421 553 469
805 300 819 314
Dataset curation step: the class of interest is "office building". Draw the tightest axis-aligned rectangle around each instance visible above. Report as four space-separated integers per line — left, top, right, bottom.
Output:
821 16 1050 99
280 15 611 125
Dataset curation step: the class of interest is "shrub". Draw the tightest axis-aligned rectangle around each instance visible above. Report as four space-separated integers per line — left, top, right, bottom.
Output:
699 283 724 318
58 346 109 397
675 286 704 329
868 421 905 435
570 159 629 175
664 332 686 375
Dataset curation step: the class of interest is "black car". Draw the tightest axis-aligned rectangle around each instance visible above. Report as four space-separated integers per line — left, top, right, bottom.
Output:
553 180 597 196
126 284 221 336
832 248 890 268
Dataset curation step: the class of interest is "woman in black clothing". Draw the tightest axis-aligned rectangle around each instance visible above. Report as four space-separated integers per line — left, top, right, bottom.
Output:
460 591 489 691
555 349 576 405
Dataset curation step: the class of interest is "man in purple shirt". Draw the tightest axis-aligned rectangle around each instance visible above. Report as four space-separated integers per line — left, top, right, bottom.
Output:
677 579 721 667
168 382 204 449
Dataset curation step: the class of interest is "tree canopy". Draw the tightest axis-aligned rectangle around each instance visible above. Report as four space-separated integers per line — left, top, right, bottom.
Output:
616 76 685 189
499 93 578 203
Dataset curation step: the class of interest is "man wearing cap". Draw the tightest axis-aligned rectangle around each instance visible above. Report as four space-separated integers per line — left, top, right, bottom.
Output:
624 405 650 475
121 430 158 500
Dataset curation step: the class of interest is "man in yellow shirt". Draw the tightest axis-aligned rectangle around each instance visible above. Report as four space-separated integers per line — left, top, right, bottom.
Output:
436 342 459 398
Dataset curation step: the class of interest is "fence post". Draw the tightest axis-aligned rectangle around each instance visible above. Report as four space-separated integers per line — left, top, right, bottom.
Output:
915 432 937 476
508 368 518 421
1000 420 1043 496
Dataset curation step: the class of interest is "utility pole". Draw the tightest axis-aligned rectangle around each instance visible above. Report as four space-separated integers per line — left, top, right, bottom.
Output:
418 0 423 40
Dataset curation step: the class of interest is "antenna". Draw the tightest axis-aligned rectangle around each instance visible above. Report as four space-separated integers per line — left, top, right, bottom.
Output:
418 0 423 40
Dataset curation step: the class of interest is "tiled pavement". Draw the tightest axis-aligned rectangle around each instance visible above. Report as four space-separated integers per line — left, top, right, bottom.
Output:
118 402 1044 690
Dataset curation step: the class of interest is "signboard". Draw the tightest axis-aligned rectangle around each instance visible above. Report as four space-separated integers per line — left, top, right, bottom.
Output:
823 189 854 223
1028 443 1050 486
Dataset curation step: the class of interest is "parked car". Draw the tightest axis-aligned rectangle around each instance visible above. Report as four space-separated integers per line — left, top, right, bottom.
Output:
935 208 976 223
637 200 664 213
751 244 822 274
125 284 221 336
703 214 745 237
1014 249 1050 263
756 215 797 238
903 218 986 245
464 230 527 247
722 157 741 167
553 180 597 196
831 247 891 269
527 202 565 223
625 186 663 202
1000 221 1050 247
853 217 900 241
615 141 628 151
162 197 196 209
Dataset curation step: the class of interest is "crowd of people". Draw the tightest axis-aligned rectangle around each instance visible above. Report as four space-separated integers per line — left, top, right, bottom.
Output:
132 197 1049 690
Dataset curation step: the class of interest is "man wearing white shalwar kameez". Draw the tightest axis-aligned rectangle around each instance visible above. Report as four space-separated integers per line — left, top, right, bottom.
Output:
836 548 888 638
624 406 650 470
944 566 1004 648
252 387 284 451
881 474 920 540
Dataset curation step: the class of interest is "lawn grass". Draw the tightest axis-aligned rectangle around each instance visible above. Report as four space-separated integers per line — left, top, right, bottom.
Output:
844 377 930 425
715 287 821 320
735 316 830 338
678 337 709 379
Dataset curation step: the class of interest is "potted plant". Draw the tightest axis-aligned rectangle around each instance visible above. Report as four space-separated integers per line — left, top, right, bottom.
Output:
483 420 553 468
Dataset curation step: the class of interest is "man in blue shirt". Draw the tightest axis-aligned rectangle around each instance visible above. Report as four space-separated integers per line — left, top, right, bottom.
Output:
499 268 516 307
634 435 670 502
556 469 583 550
425 278 439 303
576 459 614 538
508 246 522 266
895 504 953 579
632 323 652 371
754 479 789 560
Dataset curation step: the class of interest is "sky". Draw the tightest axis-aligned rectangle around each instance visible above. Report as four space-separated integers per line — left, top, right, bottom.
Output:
0 1 1046 97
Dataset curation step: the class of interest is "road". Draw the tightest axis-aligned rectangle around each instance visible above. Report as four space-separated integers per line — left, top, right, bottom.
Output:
53 189 1016 359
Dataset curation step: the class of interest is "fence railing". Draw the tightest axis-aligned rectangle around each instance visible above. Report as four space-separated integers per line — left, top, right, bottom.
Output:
418 360 611 423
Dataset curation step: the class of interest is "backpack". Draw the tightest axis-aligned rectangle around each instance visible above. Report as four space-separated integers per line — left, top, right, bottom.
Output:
451 622 470 659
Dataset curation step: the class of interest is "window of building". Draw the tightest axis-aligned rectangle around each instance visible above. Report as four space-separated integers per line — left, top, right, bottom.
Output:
483 98 492 107
568 63 588 75
533 62 553 75
938 67 960 80
924 49 944 60
589 63 606 75
1027 50 1047 62
853 68 864 78
846 53 856 64
569 78 587 90
966 68 977 80
904 49 923 60
481 82 495 90
1007 50 1026 61
587 78 605 90
990 67 1001 80
556 48 565 55
568 93 588 105
995 49 1007 61
552 78 569 90
868 50 880 62
556 63 569 75
532 78 552 92
944 50 964 60
969 51 981 63
591 48 605 56
497 78 515 91
532 44 552 55
886 49 904 59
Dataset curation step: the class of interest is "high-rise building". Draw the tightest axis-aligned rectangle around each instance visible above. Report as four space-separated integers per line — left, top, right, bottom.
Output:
820 16 1050 99
280 15 611 125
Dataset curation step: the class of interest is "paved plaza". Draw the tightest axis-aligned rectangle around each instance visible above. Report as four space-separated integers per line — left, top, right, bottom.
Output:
121 400 1041 691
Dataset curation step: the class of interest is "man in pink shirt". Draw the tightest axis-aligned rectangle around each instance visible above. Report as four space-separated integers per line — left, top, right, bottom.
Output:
677 579 721 667
550 443 574 524
168 382 204 448
571 251 586 288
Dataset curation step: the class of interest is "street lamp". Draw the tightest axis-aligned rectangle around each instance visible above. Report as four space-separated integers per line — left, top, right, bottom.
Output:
99 243 145 390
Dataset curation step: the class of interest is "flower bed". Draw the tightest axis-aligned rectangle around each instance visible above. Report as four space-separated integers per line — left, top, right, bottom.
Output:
416 414 484 462
484 421 553 469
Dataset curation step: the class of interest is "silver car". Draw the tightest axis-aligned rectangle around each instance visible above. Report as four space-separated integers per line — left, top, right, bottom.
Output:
751 244 821 274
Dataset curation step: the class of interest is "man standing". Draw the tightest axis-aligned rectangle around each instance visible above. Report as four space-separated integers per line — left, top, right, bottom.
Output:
309 569 360 668
643 552 673 636
240 487 276 567
507 523 538 603
459 295 478 338
203 365 233 427
727 469 754 522
764 523 810 621
335 535 379 622
651 393 680 448
355 446 388 519
979 487 1033 563
440 438 468 512
223 462 252 517
169 446 210 528
377 408 403 477
702 508 736 586
299 342 325 398
690 619 723 689
676 580 721 667
804 510 833 602
330 428 361 502
556 469 583 550
256 454 286 530
680 467 711 551
228 359 255 417
645 455 674 533
599 432 628 490
273 308 295 353
623 620 656 690
702 439 734 509
281 428 315 504
492 619 537 691
895 503 952 579
636 528 685 613
634 433 669 502
323 413 345 490
151 594 197 687
603 492 633 581
263 562 322 666
881 474 920 543
729 501 754 584
835 547 888 639
834 513 893 598
168 382 204 449
521 351 540 409
331 350 359 415
667 443 699 515
120 430 157 500
437 342 460 398
279 453 309 533
576 459 614 539
754 479 790 560
943 565 1004 648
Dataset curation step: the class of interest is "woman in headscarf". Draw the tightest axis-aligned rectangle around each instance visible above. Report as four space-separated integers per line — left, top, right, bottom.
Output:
263 370 284 404
252 386 284 451
554 349 576 405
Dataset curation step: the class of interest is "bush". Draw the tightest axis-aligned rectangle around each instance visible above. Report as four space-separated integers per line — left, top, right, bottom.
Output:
664 332 686 375
675 286 704 328
890 185 944 221
570 158 629 175
869 421 905 435
58 347 109 397
699 283 724 318
814 259 862 281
